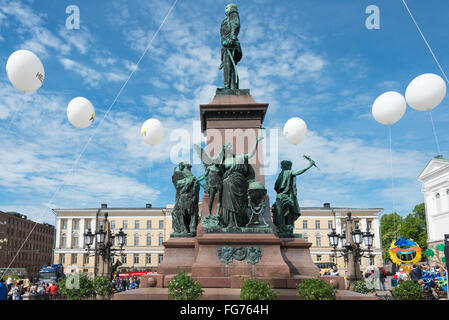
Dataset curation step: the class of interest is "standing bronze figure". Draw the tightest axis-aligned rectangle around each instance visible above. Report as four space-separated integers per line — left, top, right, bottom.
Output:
171 162 200 236
194 144 225 216
220 3 242 89
272 157 317 237
221 136 263 228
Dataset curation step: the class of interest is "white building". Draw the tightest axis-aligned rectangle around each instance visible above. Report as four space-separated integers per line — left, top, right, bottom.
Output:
418 156 449 247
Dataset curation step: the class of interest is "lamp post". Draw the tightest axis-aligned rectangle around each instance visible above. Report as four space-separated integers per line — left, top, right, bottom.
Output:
84 212 127 279
327 212 375 290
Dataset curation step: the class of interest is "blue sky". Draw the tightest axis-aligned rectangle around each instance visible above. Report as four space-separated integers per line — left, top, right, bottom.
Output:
0 0 448 225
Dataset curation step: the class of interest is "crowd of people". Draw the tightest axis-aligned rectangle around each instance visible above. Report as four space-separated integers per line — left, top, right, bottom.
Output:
111 276 140 292
0 276 59 300
390 264 447 299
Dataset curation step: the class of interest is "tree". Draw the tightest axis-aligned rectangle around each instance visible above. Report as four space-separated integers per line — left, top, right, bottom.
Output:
380 203 428 263
380 212 402 262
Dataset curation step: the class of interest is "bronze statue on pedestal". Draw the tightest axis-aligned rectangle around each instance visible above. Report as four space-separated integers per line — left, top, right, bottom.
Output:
272 156 317 237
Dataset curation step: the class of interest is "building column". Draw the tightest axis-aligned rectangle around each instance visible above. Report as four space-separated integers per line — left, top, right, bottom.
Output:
372 217 380 249
80 219 85 248
67 219 73 249
55 218 61 248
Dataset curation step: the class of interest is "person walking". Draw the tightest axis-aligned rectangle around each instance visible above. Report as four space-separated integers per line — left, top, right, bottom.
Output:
50 282 58 299
0 278 8 301
37 282 46 300
378 267 387 291
6 276 12 292
410 265 423 282
11 282 23 300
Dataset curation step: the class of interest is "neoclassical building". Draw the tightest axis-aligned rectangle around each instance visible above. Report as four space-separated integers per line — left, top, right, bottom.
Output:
52 202 382 276
52 204 172 275
418 155 449 248
295 204 383 272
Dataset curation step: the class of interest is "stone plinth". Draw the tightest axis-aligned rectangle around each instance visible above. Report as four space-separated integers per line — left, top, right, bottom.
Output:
198 89 273 236
191 233 290 280
281 238 321 277
157 237 196 275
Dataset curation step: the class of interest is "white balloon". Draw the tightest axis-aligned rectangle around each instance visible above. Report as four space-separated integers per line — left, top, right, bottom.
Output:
67 97 95 129
372 91 406 125
283 117 308 145
141 118 164 146
6 50 45 93
405 73 446 111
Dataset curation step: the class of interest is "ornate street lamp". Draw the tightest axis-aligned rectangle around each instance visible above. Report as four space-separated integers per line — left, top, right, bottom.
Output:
351 228 363 246
327 211 376 289
328 229 340 248
83 211 127 278
84 229 94 248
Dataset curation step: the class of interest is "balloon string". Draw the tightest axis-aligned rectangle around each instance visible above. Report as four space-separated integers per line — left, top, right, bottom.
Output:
389 126 397 240
2 0 180 276
46 0 179 210
401 0 449 85
429 111 442 156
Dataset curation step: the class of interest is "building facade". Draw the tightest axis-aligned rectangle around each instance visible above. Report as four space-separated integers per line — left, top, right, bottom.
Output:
0 211 55 278
418 156 449 248
52 204 172 275
53 203 382 277
295 204 383 275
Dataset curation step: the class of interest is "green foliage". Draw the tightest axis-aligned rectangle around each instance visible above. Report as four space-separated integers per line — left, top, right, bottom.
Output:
297 278 336 300
240 278 278 300
392 280 425 300
1 275 20 282
380 203 428 262
59 273 94 300
168 270 203 300
93 276 112 296
353 280 372 294
435 244 445 251
425 249 435 257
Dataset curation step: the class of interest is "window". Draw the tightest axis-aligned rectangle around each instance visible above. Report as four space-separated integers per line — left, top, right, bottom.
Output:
72 235 79 248
436 193 441 212
355 220 361 230
62 220 67 230
303 233 309 242
159 220 164 229
369 256 375 266
134 233 139 246
146 234 152 246
316 234 321 247
61 234 67 248
328 220 333 229
158 233 164 246
60 254 65 264
315 220 320 229
158 254 163 264
73 220 79 230
302 221 308 229
316 255 322 262
122 255 127 264
134 254 139 265
123 220 128 229
330 255 335 263
85 219 91 230
71 254 77 264
84 254 89 265
367 220 372 230
147 220 152 229
110 220 115 230
146 254 151 265
135 220 140 229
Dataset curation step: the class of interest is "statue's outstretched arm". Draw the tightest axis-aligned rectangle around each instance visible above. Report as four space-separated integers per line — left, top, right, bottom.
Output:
292 158 315 176
244 136 264 161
